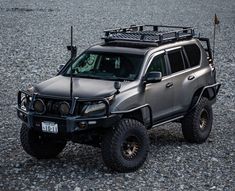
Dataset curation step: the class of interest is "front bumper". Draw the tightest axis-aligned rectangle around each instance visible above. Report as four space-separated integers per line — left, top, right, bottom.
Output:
17 90 121 135
17 107 120 135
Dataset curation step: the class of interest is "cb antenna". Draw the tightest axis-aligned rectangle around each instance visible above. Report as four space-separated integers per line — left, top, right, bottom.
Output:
70 26 73 101
68 26 77 101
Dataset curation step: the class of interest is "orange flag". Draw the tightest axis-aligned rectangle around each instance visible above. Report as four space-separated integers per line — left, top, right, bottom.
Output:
214 14 220 25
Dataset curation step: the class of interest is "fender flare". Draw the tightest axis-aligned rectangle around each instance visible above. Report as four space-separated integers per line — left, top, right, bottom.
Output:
111 104 153 128
190 83 221 111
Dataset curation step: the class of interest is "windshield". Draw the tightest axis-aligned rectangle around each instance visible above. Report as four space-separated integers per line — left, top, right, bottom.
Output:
64 52 144 81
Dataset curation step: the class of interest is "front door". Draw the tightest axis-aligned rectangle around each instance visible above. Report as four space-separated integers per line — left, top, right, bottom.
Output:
144 53 174 122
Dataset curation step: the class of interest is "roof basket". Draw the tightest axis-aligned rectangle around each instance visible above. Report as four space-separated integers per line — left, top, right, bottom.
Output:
102 25 195 45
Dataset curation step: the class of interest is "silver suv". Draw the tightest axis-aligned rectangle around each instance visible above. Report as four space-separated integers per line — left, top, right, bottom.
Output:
17 25 220 172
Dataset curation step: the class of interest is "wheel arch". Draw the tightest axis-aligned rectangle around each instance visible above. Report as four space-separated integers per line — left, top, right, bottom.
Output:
189 83 221 111
122 109 144 123
111 104 153 129
192 87 214 100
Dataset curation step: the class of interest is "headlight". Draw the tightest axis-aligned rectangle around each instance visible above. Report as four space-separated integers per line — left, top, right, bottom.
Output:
59 101 70 115
33 99 46 114
83 102 106 116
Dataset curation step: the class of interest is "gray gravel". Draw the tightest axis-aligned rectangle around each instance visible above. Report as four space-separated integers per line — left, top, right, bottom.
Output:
0 0 234 190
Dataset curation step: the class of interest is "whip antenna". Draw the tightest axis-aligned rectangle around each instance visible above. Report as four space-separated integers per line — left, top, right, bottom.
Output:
67 26 77 100
212 14 220 60
70 26 73 100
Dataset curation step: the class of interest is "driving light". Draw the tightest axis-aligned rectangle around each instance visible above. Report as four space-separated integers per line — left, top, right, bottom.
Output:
21 96 27 110
59 101 70 115
83 102 106 115
33 99 45 114
20 94 32 111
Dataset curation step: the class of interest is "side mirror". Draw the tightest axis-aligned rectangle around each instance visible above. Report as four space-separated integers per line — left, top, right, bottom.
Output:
114 81 121 94
146 71 162 83
57 64 65 72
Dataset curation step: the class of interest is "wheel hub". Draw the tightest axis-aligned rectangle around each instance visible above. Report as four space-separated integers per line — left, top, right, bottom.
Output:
199 109 208 129
122 136 140 159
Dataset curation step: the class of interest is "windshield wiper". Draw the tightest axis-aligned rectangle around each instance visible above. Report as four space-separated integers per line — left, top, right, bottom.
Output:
75 74 104 79
68 73 132 81
102 76 132 82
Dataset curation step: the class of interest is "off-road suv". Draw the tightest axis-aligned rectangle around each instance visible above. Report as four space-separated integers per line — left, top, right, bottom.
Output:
17 25 220 172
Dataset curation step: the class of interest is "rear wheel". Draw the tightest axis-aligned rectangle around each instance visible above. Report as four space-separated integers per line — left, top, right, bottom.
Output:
101 118 149 172
20 124 66 159
182 97 213 143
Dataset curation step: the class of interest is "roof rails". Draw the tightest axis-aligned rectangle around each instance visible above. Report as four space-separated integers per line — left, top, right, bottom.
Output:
102 25 195 45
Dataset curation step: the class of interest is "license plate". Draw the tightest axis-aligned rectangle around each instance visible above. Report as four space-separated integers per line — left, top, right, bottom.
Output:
42 121 58 134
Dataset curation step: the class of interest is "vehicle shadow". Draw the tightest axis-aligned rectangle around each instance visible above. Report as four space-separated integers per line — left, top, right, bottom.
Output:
148 124 188 147
15 124 191 174
17 145 106 174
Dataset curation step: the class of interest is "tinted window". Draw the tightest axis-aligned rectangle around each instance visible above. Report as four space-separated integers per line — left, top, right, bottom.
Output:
168 50 185 73
184 44 201 67
147 54 167 76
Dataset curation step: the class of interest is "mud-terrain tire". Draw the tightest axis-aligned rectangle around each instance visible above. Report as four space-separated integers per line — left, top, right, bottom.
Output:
20 123 66 159
101 118 149 172
182 97 213 143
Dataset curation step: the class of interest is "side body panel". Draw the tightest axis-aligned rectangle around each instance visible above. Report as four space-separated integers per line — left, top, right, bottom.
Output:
109 39 217 126
169 40 215 113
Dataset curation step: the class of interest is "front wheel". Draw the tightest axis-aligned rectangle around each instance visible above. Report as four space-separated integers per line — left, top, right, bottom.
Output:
101 118 149 173
182 97 213 143
20 124 67 159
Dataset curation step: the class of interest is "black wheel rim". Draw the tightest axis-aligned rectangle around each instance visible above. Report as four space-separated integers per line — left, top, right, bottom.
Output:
121 136 140 160
199 108 209 130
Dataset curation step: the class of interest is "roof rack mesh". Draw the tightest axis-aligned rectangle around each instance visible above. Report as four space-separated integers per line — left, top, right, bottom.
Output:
102 25 195 45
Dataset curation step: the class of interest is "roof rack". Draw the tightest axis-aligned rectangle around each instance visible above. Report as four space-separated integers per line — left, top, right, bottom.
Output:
102 25 195 45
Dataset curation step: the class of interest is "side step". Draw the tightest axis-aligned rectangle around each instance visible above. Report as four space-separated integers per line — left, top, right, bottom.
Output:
152 115 184 128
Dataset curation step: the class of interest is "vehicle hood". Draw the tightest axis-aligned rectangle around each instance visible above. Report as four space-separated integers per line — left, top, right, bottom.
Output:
34 75 134 98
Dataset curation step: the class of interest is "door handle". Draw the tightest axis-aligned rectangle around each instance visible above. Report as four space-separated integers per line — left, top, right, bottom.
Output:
188 75 195 80
166 82 173 88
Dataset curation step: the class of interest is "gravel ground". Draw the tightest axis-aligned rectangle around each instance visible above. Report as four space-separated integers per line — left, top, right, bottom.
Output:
0 0 234 190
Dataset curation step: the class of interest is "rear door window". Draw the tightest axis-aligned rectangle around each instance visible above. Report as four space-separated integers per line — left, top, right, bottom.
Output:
184 44 201 67
167 49 185 73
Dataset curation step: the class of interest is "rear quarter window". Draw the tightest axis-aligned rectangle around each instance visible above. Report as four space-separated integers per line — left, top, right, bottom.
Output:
184 44 201 67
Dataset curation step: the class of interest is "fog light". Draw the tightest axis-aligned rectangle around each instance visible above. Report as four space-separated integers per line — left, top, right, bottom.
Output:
79 121 87 129
33 99 45 113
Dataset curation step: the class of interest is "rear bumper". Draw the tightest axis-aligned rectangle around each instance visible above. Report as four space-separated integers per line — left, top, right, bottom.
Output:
17 107 120 135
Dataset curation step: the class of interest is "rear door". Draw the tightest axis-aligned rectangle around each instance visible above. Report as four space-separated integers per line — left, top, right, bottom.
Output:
166 45 200 114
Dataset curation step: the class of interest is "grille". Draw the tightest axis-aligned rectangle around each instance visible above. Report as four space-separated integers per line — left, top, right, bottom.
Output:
37 98 87 117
